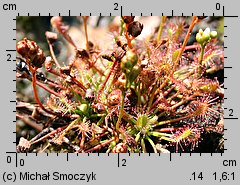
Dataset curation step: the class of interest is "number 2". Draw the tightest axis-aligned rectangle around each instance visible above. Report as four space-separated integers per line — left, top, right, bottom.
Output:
7 54 11 61
114 3 118 10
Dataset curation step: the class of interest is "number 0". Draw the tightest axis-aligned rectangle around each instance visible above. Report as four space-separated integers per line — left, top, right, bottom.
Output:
7 156 11 163
216 3 221 10
114 3 118 10
19 158 24 166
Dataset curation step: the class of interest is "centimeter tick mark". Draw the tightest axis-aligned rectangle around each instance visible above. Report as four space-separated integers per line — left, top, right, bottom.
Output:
117 153 120 167
6 49 16 52
224 117 238 120
15 153 18 167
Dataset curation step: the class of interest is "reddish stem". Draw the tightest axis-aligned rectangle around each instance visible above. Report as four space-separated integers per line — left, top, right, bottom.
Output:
85 138 115 153
97 59 118 100
71 76 87 92
184 44 200 51
124 26 133 49
36 81 62 97
31 67 58 115
45 81 65 90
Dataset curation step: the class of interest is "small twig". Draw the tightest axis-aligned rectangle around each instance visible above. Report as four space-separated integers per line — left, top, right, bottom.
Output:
55 118 80 144
30 126 67 145
84 137 116 153
16 114 43 132
47 40 61 68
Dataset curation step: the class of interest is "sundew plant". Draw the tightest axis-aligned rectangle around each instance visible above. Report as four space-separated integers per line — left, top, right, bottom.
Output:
16 16 224 153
